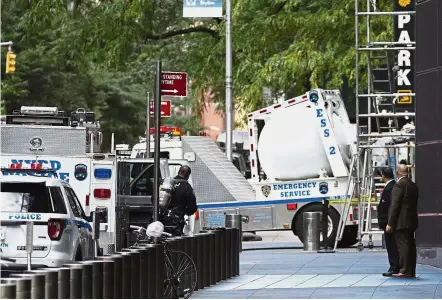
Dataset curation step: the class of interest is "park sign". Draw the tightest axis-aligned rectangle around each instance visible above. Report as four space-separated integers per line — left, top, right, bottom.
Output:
183 0 223 18
150 100 172 117
161 71 188 97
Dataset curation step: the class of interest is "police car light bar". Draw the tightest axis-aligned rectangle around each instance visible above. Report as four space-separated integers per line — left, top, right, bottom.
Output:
20 106 58 116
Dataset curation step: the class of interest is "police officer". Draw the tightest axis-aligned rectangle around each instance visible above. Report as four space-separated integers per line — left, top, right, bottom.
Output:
167 165 197 235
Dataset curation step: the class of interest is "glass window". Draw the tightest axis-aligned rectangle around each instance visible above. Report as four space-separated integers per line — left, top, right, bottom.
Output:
48 187 68 214
67 187 86 218
0 183 67 214
64 186 81 217
130 164 154 196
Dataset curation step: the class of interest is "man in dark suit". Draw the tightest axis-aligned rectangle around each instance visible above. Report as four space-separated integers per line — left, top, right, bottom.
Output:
386 164 419 278
377 167 399 277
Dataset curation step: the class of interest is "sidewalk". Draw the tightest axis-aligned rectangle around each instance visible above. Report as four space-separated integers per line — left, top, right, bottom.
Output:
191 234 442 299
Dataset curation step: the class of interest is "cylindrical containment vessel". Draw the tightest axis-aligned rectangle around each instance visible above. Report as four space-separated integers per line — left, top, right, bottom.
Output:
257 99 353 180
303 211 321 251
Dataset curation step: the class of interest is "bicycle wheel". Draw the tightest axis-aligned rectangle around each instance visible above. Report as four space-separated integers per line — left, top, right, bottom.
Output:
164 250 197 299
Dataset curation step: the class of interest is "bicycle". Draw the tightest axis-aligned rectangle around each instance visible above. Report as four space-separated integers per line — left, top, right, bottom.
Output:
130 222 197 299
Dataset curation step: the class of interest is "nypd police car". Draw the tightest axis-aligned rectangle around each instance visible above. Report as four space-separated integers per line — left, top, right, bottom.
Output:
0 164 94 267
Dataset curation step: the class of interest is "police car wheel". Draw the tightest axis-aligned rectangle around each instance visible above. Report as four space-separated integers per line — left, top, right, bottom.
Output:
292 203 340 247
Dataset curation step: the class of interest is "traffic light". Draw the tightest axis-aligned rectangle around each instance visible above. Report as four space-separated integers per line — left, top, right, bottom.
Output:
5 50 16 74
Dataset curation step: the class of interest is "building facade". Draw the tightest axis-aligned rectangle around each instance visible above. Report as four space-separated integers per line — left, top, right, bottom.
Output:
415 0 442 268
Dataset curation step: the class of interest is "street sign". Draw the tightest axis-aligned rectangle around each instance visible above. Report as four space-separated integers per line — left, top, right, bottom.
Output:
161 71 188 97
183 0 223 18
150 100 172 117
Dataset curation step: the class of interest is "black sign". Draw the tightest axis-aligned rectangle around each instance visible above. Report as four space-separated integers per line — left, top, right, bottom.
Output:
393 0 415 111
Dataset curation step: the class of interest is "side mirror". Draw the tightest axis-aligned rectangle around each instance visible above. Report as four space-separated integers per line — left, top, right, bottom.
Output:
245 170 252 179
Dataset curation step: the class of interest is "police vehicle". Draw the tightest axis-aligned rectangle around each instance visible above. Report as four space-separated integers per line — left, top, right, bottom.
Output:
0 164 94 267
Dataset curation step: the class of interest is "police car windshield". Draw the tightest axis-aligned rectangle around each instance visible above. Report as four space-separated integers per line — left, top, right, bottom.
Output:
0 183 67 214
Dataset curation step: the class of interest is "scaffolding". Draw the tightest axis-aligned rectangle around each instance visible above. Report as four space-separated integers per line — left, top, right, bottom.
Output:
334 0 416 251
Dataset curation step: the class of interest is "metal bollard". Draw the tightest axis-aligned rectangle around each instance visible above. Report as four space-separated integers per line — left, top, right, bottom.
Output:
102 260 115 299
54 267 71 299
225 228 232 279
115 252 132 298
77 262 93 298
62 264 83 299
121 249 141 299
188 235 200 291
29 269 59 299
225 214 243 252
130 246 152 299
11 273 45 299
155 244 165 299
217 227 227 280
303 212 321 251
97 255 123 299
197 233 210 288
0 283 16 299
136 244 160 299
230 227 240 276
80 261 105 299
3 277 31 299
210 229 223 282
200 231 216 285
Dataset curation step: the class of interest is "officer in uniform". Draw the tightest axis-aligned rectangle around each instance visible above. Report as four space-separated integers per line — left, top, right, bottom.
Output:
165 165 197 235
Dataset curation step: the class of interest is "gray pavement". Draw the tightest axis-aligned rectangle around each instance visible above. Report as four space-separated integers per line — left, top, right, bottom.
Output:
191 231 442 299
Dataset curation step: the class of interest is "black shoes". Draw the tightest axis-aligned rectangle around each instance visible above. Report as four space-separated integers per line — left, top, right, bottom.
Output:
382 271 397 277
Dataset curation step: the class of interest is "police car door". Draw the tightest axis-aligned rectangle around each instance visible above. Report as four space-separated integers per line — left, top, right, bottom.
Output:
62 184 93 259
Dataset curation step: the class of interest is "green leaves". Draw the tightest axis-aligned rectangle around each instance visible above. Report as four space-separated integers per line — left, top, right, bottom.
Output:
1 0 393 143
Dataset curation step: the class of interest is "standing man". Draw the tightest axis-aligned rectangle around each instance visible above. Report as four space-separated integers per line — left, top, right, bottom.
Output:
386 164 419 278
378 167 399 277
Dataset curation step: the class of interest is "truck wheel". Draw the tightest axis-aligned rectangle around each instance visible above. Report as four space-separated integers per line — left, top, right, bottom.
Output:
293 203 340 247
337 225 358 248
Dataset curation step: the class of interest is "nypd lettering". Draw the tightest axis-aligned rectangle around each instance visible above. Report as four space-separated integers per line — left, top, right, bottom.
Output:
8 213 42 220
5 159 69 182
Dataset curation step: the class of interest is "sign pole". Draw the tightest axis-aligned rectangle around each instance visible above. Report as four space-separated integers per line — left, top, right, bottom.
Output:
153 61 162 222
225 0 233 162
146 92 151 158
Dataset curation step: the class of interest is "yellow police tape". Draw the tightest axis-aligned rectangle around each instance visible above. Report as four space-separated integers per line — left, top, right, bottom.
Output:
327 197 380 205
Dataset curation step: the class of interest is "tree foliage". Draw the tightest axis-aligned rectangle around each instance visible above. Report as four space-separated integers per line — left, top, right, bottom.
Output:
1 0 393 146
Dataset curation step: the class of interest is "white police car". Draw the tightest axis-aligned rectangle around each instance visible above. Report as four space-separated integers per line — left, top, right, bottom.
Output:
0 164 94 267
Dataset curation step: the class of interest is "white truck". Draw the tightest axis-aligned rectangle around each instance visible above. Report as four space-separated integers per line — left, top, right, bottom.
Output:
0 106 117 253
128 90 366 247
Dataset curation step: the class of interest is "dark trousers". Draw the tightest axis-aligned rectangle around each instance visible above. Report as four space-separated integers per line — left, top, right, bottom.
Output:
384 230 400 272
395 229 417 275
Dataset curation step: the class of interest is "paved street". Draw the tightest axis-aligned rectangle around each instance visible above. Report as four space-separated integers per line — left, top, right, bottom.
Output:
192 231 442 299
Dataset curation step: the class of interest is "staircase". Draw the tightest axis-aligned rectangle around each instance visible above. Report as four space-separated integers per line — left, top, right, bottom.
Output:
181 136 255 203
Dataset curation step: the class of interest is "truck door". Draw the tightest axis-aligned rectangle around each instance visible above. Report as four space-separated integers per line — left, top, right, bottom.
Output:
115 159 170 250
